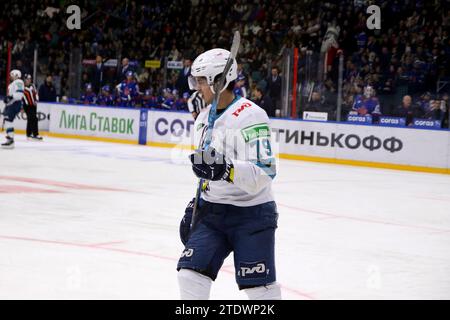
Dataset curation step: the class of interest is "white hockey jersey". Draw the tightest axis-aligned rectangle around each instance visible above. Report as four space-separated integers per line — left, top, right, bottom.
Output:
6 79 25 106
194 96 276 207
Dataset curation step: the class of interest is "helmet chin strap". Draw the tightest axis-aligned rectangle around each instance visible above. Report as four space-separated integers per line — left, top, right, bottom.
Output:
209 85 227 95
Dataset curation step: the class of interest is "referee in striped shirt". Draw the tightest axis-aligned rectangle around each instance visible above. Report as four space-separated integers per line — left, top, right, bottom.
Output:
23 74 43 140
187 91 207 120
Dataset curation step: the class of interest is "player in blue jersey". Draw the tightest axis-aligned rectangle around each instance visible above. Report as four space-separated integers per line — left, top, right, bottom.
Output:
80 83 97 105
117 71 140 107
161 88 176 110
174 92 189 111
352 85 381 118
97 85 115 106
233 74 247 98
141 89 158 108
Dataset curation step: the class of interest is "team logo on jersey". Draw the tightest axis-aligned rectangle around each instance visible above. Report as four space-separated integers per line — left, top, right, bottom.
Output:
240 123 270 142
180 248 194 260
196 123 205 131
237 261 268 278
232 102 252 117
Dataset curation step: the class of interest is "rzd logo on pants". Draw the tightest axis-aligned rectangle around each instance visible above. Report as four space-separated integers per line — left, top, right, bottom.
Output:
238 261 268 279
180 248 194 261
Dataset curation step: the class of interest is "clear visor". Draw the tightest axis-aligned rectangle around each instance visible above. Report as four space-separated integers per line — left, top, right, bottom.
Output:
188 76 212 91
188 76 226 94
188 76 198 90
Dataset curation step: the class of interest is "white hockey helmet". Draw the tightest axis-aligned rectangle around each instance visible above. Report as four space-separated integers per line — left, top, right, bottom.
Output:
188 48 238 94
10 69 22 80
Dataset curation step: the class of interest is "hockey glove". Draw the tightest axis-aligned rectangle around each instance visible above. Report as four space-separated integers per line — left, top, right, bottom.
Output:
3 96 12 104
189 148 234 183
179 198 195 245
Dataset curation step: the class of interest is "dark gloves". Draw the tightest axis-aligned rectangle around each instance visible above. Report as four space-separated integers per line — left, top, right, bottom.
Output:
3 96 12 104
179 198 195 245
189 148 234 183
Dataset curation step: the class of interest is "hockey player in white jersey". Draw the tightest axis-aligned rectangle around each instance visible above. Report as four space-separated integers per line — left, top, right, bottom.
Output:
177 48 281 300
2 70 24 149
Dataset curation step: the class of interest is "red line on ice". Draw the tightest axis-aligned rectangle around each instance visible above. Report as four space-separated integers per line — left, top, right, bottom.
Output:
0 175 131 193
0 185 63 193
0 235 174 262
415 196 450 203
0 234 314 300
278 203 450 233
88 241 127 247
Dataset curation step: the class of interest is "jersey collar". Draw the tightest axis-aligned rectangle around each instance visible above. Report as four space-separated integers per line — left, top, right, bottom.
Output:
211 95 241 121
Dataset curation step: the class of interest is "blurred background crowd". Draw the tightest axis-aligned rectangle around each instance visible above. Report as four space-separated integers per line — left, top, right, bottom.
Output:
1 0 449 127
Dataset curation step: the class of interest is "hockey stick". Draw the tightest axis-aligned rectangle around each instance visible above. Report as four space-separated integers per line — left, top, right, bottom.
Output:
189 31 241 232
1 102 5 132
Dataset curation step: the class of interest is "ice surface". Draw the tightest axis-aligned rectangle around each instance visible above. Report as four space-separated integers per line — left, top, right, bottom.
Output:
1 135 449 299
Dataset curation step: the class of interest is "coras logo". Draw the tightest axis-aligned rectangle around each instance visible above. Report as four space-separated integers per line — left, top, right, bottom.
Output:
413 120 439 127
380 117 401 124
348 115 370 122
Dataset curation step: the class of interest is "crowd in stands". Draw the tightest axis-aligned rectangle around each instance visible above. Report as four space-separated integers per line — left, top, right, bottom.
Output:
300 0 450 127
1 0 449 126
76 69 191 111
304 86 449 126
